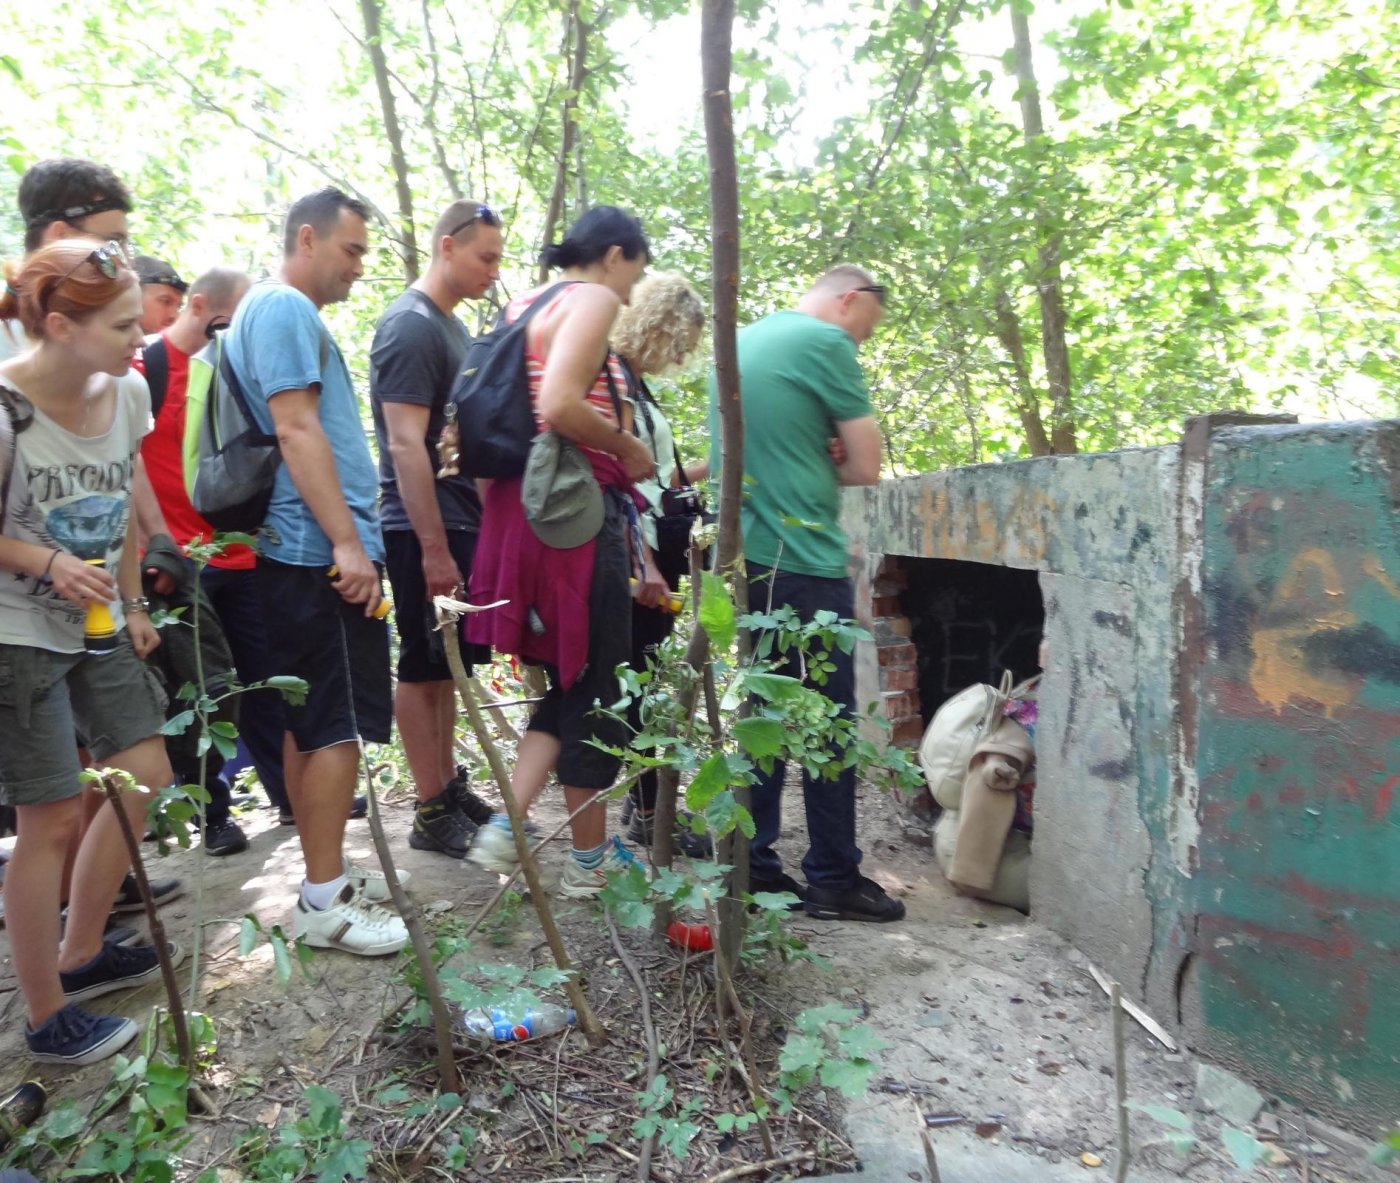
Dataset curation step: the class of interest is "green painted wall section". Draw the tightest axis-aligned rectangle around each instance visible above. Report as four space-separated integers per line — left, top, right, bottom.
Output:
1194 423 1400 1122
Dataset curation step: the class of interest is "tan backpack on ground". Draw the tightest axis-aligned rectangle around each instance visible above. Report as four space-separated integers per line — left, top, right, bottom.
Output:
918 671 1038 812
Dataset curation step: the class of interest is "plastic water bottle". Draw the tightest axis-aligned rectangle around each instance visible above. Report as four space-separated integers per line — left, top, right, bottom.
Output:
459 1004 576 1041
0 1081 46 1149
83 558 118 654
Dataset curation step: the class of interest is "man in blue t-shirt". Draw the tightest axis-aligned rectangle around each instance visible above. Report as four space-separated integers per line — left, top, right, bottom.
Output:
226 187 407 959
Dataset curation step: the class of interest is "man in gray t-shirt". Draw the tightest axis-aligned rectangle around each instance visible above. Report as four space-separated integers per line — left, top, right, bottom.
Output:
369 198 503 859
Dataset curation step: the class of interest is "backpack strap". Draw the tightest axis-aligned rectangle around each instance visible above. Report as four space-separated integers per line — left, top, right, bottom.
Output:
143 337 169 421
0 384 16 531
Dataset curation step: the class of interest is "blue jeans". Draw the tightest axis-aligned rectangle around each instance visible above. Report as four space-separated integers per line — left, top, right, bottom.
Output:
745 565 862 890
200 565 289 810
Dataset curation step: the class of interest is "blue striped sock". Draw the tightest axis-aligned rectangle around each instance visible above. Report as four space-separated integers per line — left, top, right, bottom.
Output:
571 840 608 870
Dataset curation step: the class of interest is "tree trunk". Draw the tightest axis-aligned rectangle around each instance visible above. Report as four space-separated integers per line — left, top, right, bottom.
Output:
537 0 589 283
358 0 419 282
1010 6 1076 454
991 288 1053 456
702 0 749 967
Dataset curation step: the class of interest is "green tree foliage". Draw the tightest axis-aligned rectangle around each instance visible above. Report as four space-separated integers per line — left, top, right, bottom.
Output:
0 0 1393 468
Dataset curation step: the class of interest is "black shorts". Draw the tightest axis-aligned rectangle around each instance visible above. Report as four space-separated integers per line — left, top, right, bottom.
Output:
525 491 631 790
256 557 392 752
383 528 488 683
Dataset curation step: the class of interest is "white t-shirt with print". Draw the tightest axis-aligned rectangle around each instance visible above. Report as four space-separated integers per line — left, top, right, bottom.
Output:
0 371 151 652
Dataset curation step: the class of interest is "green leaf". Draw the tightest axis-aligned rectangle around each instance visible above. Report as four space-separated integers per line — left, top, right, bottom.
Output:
160 710 196 737
314 1138 370 1183
239 914 261 957
269 927 293 986
686 752 732 810
698 571 736 652
733 716 785 760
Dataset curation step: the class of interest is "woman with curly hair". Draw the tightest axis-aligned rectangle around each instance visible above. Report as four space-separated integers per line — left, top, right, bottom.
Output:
0 239 182 1064
609 272 713 857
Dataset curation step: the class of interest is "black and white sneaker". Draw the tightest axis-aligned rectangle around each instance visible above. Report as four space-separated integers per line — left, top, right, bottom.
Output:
621 797 715 859
26 1004 138 1065
802 875 906 923
60 939 186 1003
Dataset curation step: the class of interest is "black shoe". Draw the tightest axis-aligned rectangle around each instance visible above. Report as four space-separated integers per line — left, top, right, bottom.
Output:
103 926 140 947
60 939 185 1003
446 767 494 827
349 794 368 820
407 795 475 859
277 805 295 826
624 805 715 859
229 791 256 808
748 871 808 912
111 873 183 915
204 818 250 857
802 875 906 923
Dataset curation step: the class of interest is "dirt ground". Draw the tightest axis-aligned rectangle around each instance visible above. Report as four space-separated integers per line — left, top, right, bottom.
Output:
0 759 1394 1183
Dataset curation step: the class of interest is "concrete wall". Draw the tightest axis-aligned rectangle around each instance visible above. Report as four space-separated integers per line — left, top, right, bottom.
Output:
844 417 1400 1129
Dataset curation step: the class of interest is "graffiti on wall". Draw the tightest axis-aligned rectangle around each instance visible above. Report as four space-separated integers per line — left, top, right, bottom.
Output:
1194 436 1400 1122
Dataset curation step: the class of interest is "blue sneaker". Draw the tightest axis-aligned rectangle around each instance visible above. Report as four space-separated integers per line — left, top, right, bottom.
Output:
60 939 186 1003
26 1003 138 1065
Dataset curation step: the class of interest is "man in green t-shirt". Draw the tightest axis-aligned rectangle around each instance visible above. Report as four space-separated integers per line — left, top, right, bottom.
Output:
710 265 903 922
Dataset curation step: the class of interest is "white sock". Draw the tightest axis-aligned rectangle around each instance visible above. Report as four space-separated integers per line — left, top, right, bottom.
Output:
301 873 349 911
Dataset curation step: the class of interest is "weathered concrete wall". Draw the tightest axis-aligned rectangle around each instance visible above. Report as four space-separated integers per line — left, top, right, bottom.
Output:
1185 421 1400 1125
845 418 1400 1130
846 448 1182 999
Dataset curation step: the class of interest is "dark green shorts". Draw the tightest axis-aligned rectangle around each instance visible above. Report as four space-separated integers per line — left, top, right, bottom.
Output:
0 634 168 807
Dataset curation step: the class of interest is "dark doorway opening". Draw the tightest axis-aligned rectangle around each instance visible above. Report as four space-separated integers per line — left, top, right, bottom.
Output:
899 557 1045 722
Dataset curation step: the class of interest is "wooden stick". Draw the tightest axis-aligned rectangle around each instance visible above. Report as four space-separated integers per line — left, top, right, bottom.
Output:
697 1150 810 1183
96 772 192 1075
1111 981 1130 1183
439 604 607 1047
912 1098 943 1183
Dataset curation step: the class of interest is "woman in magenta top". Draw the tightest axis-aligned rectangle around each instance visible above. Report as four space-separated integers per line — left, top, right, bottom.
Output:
468 206 666 897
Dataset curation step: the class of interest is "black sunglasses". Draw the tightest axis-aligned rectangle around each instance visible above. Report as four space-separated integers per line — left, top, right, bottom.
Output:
855 284 887 306
40 241 130 315
445 204 500 238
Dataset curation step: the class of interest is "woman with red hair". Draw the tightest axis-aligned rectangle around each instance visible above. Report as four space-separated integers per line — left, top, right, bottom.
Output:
0 239 181 1064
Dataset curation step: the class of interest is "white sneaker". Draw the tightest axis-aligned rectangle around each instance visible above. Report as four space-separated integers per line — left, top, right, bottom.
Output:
558 836 641 899
346 863 411 904
292 884 408 957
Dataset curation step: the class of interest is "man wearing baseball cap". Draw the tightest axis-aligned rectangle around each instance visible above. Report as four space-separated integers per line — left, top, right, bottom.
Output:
133 255 188 335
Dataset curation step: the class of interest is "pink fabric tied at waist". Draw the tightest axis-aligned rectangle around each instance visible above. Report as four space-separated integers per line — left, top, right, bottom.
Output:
467 449 637 689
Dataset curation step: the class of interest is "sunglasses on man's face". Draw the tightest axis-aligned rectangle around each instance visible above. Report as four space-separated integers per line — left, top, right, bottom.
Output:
445 204 501 239
855 284 887 306
40 241 130 314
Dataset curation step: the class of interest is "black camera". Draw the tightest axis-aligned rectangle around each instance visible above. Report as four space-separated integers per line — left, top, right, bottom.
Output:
660 486 703 517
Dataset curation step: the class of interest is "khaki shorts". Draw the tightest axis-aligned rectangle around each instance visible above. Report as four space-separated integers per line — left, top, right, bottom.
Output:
0 635 168 807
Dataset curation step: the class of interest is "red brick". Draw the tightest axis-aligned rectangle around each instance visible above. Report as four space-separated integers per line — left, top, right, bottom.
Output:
871 595 904 617
881 667 918 692
892 717 926 746
873 616 912 645
878 642 917 668
882 690 915 718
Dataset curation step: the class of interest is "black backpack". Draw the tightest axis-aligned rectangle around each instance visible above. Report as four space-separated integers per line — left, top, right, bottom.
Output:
443 281 576 479
143 337 171 421
185 330 282 533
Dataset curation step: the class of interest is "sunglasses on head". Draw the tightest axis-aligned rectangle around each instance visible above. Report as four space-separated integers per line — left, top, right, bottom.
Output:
445 204 500 238
40 241 130 315
855 283 887 306
24 196 129 232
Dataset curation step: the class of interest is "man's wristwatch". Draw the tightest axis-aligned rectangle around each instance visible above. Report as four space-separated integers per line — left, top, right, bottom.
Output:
122 596 152 615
